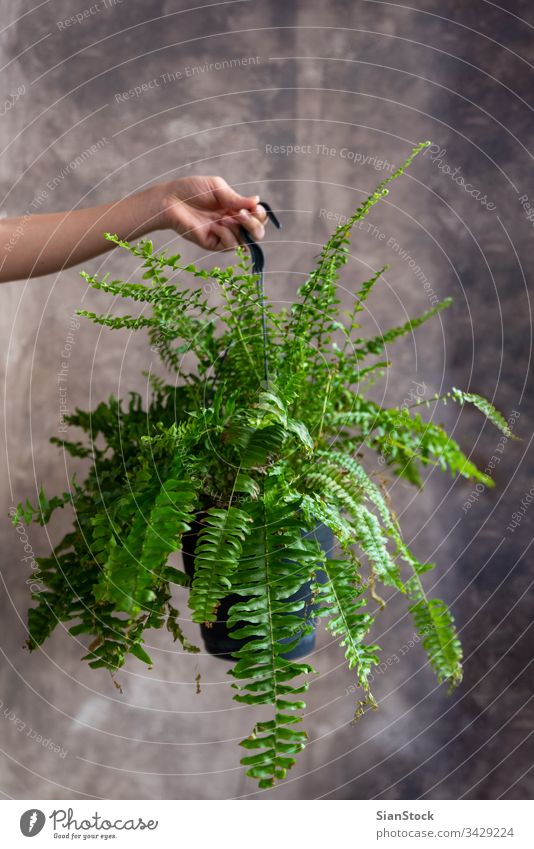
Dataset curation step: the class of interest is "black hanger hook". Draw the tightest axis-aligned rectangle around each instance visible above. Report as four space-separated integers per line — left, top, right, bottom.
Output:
238 200 281 274
237 200 281 385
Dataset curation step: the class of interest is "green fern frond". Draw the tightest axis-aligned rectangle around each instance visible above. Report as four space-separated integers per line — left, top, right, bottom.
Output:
189 506 253 624
450 388 519 439
284 142 431 378
407 589 463 689
298 493 355 545
227 390 313 470
314 449 462 703
324 402 493 487
228 489 322 788
76 310 158 330
92 470 197 617
302 470 362 515
230 421 286 469
352 504 404 591
140 478 199 584
300 451 405 591
355 298 452 358
316 449 394 529
354 265 388 311
313 558 379 691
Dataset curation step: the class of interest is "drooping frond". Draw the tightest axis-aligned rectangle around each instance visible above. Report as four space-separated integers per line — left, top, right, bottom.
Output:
324 400 494 487
228 488 322 788
298 493 355 545
407 585 463 688
303 449 404 588
450 388 519 439
188 506 252 624
313 557 379 692
352 504 404 590
311 449 462 687
316 449 394 528
93 473 198 616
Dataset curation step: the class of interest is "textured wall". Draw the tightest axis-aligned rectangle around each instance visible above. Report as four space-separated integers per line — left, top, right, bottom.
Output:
0 0 532 800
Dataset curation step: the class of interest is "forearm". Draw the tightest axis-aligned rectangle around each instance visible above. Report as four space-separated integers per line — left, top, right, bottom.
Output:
0 186 165 283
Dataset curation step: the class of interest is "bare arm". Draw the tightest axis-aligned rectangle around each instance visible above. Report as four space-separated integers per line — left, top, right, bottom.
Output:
0 176 267 284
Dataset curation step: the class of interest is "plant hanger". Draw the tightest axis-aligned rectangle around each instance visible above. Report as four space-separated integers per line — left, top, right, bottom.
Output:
239 200 281 385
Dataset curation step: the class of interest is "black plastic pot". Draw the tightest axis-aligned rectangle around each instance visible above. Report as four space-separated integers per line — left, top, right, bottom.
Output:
182 518 333 660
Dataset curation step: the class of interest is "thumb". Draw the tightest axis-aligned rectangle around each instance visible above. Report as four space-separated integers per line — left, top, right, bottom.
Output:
212 181 259 211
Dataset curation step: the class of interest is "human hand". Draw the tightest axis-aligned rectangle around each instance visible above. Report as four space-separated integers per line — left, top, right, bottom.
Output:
0 176 269 283
155 176 268 251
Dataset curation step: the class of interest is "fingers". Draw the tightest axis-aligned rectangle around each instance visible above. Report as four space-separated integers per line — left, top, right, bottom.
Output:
235 207 265 241
210 177 260 213
210 222 240 251
251 203 268 224
217 204 266 245
186 216 262 253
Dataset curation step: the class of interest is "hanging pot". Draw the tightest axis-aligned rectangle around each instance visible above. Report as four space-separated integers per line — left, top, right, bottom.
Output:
181 519 333 660
181 206 333 660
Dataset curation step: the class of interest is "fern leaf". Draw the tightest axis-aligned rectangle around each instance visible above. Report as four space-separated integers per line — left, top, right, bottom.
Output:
316 449 393 528
325 402 494 486
141 478 198 578
188 506 252 624
76 310 158 331
451 388 518 439
408 586 463 689
228 490 322 788
313 558 379 691
353 505 404 591
356 298 452 358
232 422 286 468
300 450 404 589
322 449 462 687
94 476 197 617
302 470 362 516
298 493 355 545
352 265 388 312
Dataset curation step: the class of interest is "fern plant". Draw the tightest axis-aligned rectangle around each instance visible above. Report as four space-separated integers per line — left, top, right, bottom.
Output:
14 141 515 789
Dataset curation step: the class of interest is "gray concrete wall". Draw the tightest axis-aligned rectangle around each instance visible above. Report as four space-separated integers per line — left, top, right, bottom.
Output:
0 0 532 799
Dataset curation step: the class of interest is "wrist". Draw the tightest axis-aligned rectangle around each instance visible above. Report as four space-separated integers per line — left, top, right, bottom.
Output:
123 184 170 239
139 184 170 233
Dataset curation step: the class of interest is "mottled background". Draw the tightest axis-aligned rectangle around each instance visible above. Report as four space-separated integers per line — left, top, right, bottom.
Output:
0 0 532 800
